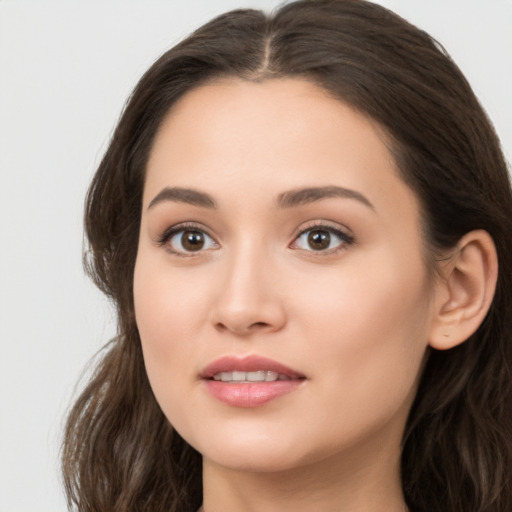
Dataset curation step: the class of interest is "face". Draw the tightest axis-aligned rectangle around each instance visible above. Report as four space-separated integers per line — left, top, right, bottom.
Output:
134 78 435 474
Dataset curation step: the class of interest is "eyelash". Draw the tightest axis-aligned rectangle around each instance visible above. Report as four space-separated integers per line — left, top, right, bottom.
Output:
156 221 355 257
290 221 355 256
156 222 218 257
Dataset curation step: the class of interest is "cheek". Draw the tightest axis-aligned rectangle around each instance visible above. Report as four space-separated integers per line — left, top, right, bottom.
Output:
134 250 210 338
295 250 431 407
133 250 228 427
133 257 199 398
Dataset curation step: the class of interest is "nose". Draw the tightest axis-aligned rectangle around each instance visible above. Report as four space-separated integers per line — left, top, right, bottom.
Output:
209 246 287 337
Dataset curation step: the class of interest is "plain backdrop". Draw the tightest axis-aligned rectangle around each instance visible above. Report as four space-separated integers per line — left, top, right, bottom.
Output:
1 1 511 510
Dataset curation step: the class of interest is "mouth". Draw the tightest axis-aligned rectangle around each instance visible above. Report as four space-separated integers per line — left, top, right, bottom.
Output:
200 355 306 381
212 370 294 382
200 355 306 407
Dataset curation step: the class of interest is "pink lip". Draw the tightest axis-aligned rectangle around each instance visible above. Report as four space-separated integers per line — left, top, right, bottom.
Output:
200 355 306 408
200 355 305 379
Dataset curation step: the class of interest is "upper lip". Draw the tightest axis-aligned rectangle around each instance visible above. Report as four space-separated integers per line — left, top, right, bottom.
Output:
200 355 306 380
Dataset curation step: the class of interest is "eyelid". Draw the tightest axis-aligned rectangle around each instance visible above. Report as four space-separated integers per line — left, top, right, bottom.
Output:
156 222 219 256
290 220 355 254
154 219 354 256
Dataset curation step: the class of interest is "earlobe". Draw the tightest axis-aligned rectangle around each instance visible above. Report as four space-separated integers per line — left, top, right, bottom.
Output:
429 230 498 350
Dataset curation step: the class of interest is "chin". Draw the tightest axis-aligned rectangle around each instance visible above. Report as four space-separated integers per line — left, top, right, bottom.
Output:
183 423 310 473
202 445 310 474
187 423 348 476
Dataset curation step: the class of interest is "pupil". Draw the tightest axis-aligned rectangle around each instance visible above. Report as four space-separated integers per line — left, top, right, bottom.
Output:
182 231 204 251
308 230 330 250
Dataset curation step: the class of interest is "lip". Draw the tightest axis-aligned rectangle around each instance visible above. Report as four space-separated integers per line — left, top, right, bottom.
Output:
200 355 306 408
200 355 305 380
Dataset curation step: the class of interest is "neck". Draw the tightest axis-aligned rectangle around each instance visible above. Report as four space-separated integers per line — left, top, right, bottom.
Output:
201 443 408 512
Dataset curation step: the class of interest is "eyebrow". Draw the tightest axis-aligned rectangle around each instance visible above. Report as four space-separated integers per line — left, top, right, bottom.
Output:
147 185 374 211
277 186 375 210
148 187 217 210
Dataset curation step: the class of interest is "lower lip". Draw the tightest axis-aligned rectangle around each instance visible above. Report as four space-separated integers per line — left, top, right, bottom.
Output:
204 379 303 407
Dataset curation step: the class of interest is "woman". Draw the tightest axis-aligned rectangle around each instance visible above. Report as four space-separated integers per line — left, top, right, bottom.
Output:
62 1 512 510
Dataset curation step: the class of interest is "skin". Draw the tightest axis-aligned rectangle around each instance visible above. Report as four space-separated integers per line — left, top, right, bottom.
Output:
133 78 460 511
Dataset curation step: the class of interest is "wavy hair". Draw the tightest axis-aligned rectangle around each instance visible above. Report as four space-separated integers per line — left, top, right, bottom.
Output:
62 1 512 510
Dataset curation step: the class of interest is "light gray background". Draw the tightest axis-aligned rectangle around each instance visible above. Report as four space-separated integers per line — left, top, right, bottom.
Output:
1 1 511 510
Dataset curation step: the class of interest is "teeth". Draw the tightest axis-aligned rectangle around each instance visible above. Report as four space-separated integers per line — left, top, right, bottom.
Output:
212 370 285 382
247 371 265 381
232 371 246 381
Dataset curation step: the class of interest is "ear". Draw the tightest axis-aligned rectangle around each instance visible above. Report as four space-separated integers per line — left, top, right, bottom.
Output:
429 230 498 350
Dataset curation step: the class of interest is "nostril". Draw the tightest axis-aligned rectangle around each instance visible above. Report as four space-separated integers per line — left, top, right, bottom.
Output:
214 320 272 335
214 322 229 332
250 322 271 330
210 299 287 335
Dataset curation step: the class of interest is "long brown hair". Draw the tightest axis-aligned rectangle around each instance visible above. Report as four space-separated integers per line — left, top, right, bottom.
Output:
62 1 512 510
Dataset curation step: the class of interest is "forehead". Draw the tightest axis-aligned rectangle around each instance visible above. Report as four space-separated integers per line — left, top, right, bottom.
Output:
144 78 418 221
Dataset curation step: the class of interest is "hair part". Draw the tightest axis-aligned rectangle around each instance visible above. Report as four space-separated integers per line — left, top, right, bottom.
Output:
63 1 512 510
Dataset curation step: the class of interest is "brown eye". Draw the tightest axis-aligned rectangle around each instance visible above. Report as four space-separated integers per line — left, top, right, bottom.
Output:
166 228 218 255
291 224 354 254
307 230 331 251
181 230 205 251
